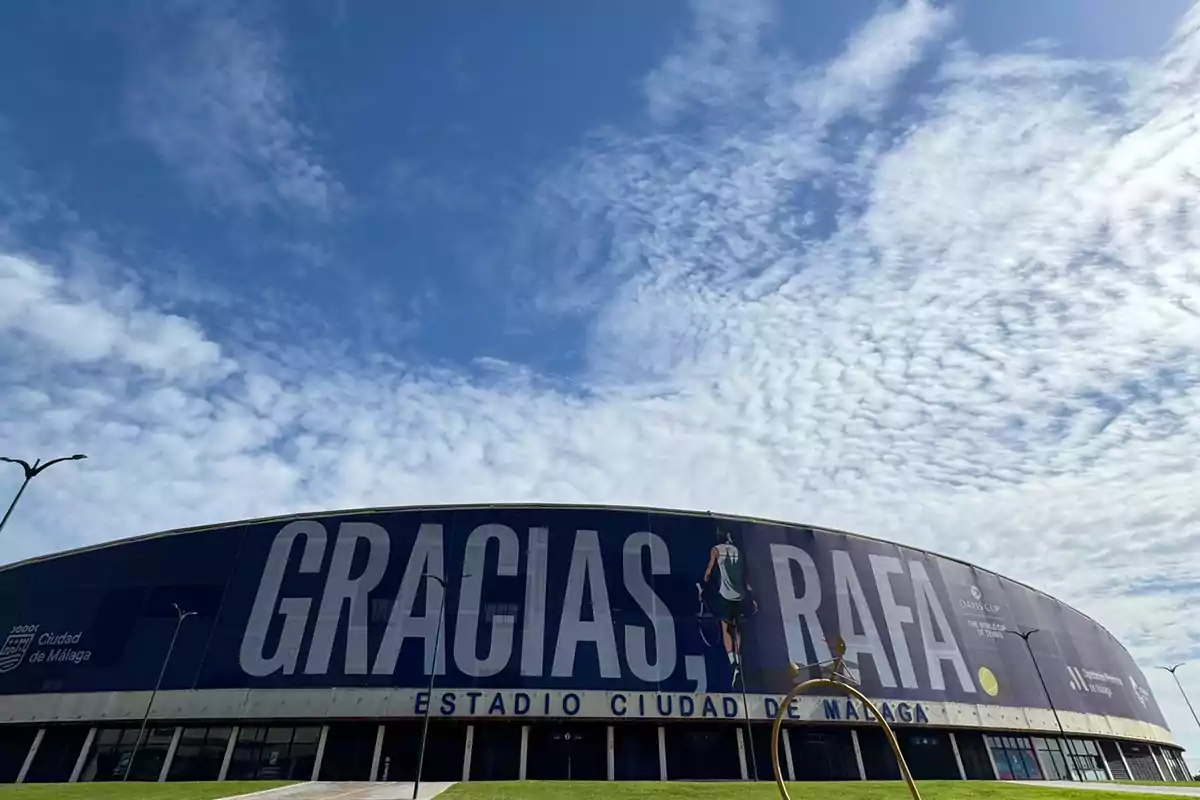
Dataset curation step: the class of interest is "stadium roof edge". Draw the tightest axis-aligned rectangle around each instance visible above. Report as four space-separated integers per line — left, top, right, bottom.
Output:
0 501 1121 646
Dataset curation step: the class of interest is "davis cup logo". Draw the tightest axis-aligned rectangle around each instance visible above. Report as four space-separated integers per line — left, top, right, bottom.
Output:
0 625 37 674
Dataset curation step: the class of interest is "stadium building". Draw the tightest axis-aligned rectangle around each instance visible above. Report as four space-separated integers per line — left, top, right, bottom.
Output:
0 504 1189 785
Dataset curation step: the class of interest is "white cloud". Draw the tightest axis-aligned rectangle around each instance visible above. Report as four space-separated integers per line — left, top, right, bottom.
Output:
124 3 341 218
0 254 228 379
4 0 1200 771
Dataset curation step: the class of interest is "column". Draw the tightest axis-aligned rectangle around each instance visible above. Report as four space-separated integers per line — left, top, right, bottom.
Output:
1155 747 1174 781
311 725 329 781
462 726 474 782
1148 745 1166 780
15 728 45 784
68 727 97 783
736 727 749 780
850 729 866 780
159 726 183 782
983 735 1002 780
218 726 239 781
1116 741 1132 781
948 732 967 781
369 725 385 782
518 725 529 780
849 734 868 782
1099 746 1114 781
782 728 796 781
1032 740 1053 780
657 727 667 781
606 726 615 781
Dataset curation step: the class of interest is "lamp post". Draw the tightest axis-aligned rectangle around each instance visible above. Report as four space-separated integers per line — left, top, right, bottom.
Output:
124 603 196 781
1157 664 1200 731
1007 628 1071 780
0 454 87 535
413 572 451 800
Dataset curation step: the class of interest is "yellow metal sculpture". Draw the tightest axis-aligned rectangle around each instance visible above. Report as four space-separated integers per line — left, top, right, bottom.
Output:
768 636 923 800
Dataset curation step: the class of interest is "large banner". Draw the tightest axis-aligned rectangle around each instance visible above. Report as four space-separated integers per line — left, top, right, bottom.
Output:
0 506 1166 728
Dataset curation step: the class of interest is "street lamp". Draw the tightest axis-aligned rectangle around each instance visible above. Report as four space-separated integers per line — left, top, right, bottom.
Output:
1006 628 1072 780
0 454 87 535
413 572 455 800
124 603 196 781
1156 664 1200 731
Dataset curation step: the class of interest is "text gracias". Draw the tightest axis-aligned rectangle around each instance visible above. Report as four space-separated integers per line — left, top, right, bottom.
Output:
240 520 978 694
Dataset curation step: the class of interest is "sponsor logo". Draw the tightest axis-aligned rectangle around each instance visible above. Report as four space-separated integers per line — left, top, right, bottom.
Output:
1128 676 1151 708
956 584 1007 640
1066 665 1121 697
977 666 1000 697
0 625 37 674
0 624 92 673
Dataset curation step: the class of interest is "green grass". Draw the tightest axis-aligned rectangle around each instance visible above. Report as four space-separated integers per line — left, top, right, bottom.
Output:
0 781 295 799
442 781 1180 800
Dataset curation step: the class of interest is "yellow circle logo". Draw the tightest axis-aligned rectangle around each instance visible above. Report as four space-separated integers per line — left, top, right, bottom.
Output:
978 666 1000 697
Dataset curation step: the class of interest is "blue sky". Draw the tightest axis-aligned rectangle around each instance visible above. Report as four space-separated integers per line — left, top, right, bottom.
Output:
2 0 1200 765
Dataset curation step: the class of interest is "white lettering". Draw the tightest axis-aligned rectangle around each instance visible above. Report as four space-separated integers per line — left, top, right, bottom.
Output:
305 522 390 675
623 531 676 682
551 529 620 678
240 520 327 677
455 524 520 677
372 524 447 676
909 560 975 692
831 550 895 688
870 554 918 689
520 527 549 676
770 544 830 666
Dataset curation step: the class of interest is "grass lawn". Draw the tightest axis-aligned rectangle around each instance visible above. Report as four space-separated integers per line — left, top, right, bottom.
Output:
0 781 295 799
443 781 1177 800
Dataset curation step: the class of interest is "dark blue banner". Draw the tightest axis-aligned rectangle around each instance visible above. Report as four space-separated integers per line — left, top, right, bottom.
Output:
0 506 1166 728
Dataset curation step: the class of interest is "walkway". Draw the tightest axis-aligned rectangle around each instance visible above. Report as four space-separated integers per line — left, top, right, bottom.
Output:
221 782 458 800
1016 782 1200 797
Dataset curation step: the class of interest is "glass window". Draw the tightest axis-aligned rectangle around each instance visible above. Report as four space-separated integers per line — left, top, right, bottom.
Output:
292 727 321 744
988 735 1042 781
168 726 232 782
81 726 174 783
226 726 319 781
265 727 294 745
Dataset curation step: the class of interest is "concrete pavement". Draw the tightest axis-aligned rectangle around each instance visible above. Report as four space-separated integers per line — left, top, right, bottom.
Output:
220 782 458 800
1016 782 1200 797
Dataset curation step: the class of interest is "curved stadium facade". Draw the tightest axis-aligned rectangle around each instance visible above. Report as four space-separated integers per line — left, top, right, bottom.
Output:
0 504 1188 785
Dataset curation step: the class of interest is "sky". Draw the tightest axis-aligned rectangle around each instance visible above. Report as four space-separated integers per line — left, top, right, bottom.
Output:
2 0 1199 769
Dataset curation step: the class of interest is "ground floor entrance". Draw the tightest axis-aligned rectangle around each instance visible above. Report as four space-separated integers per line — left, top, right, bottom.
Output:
0 720 1186 784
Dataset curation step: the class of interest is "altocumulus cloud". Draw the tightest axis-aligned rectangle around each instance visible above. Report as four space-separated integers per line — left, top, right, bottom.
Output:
3 0 1200 764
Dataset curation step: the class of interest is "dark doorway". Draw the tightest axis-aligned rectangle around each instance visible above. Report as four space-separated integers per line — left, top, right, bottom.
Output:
613 724 659 780
858 728 901 780
379 721 465 783
0 727 37 783
24 726 89 783
321 724 378 781
898 730 960 779
747 724 787 781
469 723 521 781
957 732 995 780
663 723 741 781
526 722 607 780
788 727 859 780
